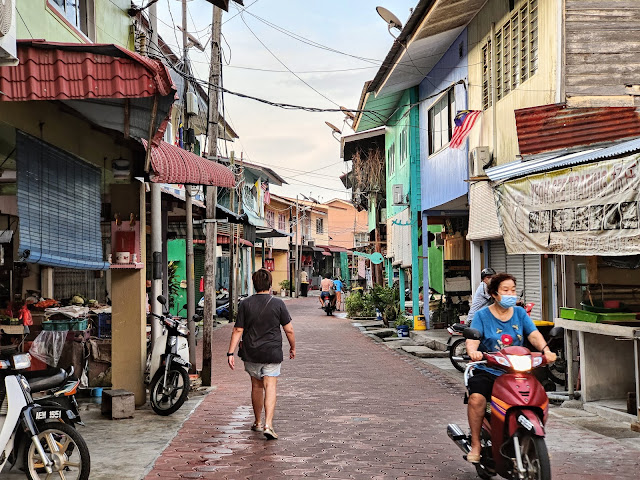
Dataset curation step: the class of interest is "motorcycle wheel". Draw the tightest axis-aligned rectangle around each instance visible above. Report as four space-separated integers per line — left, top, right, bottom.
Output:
475 464 494 480
516 434 551 480
449 338 468 372
547 347 566 386
149 366 190 416
25 421 90 480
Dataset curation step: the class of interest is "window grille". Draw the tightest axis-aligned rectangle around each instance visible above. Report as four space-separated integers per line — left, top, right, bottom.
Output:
316 218 324 234
428 89 456 153
278 213 286 231
482 41 492 110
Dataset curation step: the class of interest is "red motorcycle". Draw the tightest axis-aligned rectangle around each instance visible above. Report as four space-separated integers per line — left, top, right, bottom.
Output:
448 327 560 480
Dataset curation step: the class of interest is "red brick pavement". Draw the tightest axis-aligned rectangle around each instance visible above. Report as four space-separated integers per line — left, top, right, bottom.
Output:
146 297 640 479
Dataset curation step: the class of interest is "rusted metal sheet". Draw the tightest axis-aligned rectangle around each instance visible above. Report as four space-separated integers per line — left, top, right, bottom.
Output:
515 103 640 155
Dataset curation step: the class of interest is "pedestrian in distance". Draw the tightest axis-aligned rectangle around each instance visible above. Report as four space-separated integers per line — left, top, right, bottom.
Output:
227 268 296 440
333 276 344 311
466 267 495 324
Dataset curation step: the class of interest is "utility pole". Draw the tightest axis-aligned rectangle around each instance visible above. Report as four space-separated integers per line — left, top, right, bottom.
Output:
202 4 222 387
228 152 236 321
181 0 196 371
294 196 300 298
148 1 163 350
288 206 293 297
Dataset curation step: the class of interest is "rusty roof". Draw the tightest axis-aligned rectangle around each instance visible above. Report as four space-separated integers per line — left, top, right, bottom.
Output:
515 103 640 156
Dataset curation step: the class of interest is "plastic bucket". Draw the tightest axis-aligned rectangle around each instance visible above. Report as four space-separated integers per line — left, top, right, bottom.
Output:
396 325 410 337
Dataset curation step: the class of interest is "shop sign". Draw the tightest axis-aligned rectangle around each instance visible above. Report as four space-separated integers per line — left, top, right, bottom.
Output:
494 154 640 255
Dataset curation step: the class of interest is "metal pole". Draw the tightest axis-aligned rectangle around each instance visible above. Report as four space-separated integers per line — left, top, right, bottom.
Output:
295 196 300 298
202 4 222 386
288 206 293 297
182 0 196 371
229 153 236 321
149 1 162 347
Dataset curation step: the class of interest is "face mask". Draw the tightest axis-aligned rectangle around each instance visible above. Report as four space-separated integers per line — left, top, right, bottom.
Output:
498 294 518 308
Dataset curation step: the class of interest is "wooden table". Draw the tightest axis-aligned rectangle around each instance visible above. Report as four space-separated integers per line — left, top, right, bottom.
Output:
555 318 640 423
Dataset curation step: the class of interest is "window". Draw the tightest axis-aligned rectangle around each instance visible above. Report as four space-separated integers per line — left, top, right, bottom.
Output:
428 89 456 155
278 213 286 231
51 0 92 37
266 210 275 227
316 218 324 234
399 128 408 164
387 143 396 175
483 0 539 108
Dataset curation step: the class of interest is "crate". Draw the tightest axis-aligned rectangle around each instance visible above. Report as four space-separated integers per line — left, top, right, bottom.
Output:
42 318 89 331
560 308 635 323
97 313 111 339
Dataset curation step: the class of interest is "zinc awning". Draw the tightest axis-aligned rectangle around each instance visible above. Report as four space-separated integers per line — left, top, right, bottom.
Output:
466 181 502 242
255 228 292 239
143 140 235 187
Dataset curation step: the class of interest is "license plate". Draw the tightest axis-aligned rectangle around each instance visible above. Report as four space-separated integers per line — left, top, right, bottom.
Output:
35 410 63 421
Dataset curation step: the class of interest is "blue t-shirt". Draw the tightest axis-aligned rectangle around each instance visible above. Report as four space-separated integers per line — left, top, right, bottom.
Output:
333 279 343 292
470 306 537 376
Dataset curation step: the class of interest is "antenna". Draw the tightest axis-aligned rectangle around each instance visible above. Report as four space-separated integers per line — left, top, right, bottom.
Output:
177 26 205 52
340 106 356 121
376 6 403 38
325 121 342 142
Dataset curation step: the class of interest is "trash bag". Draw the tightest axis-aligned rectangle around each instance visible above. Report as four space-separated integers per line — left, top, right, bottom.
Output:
29 330 67 367
19 304 33 326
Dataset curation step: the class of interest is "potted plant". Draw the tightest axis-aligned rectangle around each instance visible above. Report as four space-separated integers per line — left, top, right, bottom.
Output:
279 279 290 297
394 315 413 337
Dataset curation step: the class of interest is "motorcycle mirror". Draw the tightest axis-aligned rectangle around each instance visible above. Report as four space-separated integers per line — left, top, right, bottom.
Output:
548 326 564 338
157 295 167 305
463 328 482 340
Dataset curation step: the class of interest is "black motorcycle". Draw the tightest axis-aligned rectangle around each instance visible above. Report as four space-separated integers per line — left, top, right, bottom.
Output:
25 366 83 427
323 293 336 316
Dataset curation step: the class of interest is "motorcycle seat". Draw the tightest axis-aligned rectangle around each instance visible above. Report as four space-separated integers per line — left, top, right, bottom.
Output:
24 368 69 392
450 323 467 333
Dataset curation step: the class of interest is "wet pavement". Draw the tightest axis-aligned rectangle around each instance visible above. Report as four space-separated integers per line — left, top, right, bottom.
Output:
144 296 640 479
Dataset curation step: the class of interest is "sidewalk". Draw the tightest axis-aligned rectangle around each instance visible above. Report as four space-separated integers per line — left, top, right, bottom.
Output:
145 296 640 479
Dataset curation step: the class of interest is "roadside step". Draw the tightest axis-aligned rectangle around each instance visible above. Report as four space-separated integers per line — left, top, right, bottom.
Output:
400 345 448 358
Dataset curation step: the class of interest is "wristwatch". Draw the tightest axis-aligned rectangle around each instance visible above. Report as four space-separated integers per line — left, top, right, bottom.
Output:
226 352 234 357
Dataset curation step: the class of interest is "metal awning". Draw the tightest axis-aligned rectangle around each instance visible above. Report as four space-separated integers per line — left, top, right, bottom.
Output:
302 245 323 253
143 140 235 187
325 246 350 253
255 228 292 239
486 137 640 182
341 127 386 159
466 181 502 242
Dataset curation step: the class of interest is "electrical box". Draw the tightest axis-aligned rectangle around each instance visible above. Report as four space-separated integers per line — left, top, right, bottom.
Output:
392 184 407 206
469 146 490 177
186 91 199 116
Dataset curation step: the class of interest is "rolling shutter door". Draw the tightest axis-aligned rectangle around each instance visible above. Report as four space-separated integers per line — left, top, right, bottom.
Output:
489 240 543 321
16 131 108 270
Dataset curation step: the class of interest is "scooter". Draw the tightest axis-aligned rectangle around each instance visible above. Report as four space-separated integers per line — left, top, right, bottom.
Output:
25 366 83 427
147 295 191 416
0 352 90 479
323 293 336 316
448 327 559 480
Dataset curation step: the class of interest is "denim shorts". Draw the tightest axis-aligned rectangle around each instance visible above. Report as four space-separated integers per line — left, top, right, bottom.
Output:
244 361 281 379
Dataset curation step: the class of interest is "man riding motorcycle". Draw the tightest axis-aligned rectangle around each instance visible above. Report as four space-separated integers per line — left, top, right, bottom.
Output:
465 272 556 463
319 274 336 309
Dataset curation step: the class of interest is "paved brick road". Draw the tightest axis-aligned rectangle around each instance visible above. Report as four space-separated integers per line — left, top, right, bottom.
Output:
146 297 640 479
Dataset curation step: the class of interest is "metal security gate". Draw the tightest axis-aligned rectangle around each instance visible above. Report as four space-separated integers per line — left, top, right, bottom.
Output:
489 240 543 320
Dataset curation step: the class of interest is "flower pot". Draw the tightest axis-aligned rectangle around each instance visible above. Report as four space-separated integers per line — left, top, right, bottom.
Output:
396 325 410 337
280 289 286 297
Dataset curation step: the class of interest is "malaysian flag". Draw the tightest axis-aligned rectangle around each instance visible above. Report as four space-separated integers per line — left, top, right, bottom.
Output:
261 182 271 204
449 110 482 149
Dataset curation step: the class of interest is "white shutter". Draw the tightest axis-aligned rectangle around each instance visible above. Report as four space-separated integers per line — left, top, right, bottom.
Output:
523 255 542 320
489 240 507 273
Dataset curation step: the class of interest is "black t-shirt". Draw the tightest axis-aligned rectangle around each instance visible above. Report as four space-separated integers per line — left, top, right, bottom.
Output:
235 294 291 364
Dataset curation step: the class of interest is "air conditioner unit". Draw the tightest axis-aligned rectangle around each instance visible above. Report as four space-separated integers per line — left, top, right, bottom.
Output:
380 208 387 222
469 146 491 178
307 240 315 248
392 184 407 206
0 0 18 67
186 91 199 116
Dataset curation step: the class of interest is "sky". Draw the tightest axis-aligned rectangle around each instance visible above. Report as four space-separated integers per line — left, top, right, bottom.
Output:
157 0 418 202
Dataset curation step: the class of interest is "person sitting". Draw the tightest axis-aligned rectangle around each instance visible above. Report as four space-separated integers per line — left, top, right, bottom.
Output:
319 273 335 308
465 272 556 463
467 267 495 324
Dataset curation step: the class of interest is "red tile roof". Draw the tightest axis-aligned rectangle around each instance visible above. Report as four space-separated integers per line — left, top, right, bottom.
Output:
143 140 235 188
0 40 175 101
515 103 640 156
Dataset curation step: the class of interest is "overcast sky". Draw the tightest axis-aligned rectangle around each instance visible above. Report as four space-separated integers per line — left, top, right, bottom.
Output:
158 0 417 202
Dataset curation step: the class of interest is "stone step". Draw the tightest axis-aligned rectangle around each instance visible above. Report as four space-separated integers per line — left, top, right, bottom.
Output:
409 330 450 351
400 345 449 358
367 328 396 338
382 338 415 348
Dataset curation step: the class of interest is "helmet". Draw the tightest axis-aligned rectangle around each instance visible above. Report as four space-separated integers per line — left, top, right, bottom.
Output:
481 267 496 279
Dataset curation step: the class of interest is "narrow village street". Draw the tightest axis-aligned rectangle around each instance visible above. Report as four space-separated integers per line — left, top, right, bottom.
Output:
145 297 640 480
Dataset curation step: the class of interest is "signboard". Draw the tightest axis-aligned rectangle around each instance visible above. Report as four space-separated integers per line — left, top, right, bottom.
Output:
494 154 640 256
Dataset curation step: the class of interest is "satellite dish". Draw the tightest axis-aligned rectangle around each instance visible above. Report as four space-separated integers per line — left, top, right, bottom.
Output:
325 122 342 135
376 6 403 30
340 106 356 121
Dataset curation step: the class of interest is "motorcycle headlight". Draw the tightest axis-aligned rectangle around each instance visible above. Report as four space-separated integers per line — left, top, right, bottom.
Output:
177 323 190 336
507 355 532 372
12 353 31 370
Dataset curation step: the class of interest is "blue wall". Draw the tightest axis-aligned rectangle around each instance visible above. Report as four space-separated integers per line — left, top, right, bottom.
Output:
419 29 469 212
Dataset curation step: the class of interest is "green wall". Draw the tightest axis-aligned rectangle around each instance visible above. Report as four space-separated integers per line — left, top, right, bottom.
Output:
17 0 131 47
167 240 187 317
427 225 444 294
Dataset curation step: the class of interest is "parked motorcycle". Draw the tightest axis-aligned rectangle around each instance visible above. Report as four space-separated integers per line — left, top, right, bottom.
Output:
25 366 83 427
147 295 191 416
448 327 559 480
0 352 90 479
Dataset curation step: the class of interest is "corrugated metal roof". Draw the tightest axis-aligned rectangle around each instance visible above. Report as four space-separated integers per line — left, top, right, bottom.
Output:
515 103 640 155
486 137 640 182
0 40 175 101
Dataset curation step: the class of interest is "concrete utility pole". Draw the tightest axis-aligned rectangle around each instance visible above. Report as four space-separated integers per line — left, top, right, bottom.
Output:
148 0 163 349
202 4 222 387
295 196 300 298
182 0 197 371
